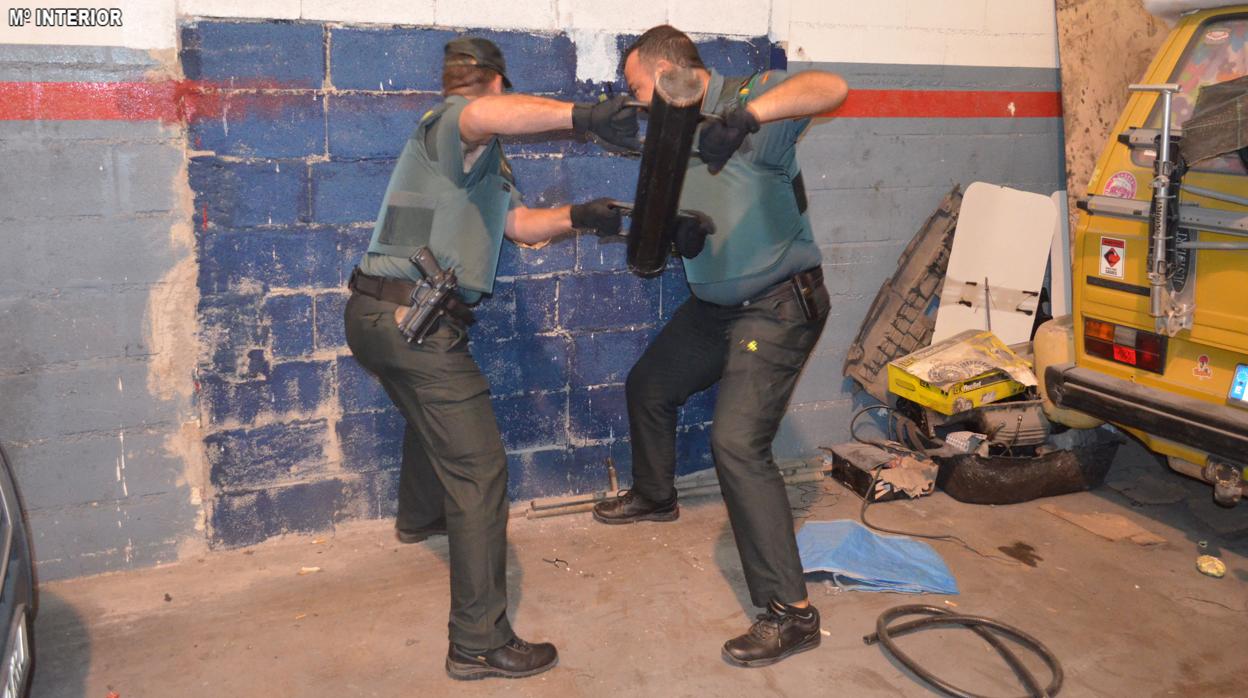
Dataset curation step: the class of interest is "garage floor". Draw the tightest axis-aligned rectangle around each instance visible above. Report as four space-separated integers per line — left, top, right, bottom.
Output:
32 441 1248 697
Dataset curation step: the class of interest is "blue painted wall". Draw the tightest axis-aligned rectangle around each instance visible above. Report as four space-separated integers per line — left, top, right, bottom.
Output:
183 20 771 547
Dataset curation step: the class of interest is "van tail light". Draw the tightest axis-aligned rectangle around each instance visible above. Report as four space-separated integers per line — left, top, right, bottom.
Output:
1084 318 1168 374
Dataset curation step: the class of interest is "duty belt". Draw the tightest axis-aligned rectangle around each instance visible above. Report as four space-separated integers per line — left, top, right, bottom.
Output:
348 268 476 325
749 266 823 322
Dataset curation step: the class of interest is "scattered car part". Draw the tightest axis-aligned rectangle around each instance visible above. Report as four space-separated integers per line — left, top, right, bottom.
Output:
843 186 962 403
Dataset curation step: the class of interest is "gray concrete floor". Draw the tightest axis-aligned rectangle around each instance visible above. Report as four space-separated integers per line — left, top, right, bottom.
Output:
31 441 1248 697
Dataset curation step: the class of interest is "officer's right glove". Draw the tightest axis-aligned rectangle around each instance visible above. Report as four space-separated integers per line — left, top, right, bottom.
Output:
570 198 623 237
572 95 642 151
673 210 715 258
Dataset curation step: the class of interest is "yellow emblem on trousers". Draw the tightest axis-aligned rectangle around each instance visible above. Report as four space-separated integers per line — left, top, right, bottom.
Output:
746 340 759 352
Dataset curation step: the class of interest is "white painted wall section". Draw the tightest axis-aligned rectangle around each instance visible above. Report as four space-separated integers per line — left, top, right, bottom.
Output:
787 0 1060 68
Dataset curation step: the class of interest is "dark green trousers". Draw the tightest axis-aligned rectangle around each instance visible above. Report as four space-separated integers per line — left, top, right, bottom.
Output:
343 291 513 651
625 276 830 608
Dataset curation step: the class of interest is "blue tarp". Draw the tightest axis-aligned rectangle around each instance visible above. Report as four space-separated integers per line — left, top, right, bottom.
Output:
796 520 959 595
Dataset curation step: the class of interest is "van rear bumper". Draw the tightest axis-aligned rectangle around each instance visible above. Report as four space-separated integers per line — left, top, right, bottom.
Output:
1045 363 1248 462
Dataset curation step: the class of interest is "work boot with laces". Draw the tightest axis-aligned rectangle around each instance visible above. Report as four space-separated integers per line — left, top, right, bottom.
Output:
591 489 679 525
722 600 821 667
445 636 558 680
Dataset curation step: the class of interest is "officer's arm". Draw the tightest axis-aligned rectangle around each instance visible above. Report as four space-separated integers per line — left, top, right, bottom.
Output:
504 205 574 245
744 71 848 122
460 95 573 145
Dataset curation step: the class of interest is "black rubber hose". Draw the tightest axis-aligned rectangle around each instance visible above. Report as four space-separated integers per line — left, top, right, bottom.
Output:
863 605 1063 698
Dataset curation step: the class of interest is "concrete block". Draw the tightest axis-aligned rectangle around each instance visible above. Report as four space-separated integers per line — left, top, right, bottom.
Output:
313 292 348 350
270 359 333 414
513 276 559 334
211 477 349 547
189 92 326 159
198 374 269 426
508 156 568 208
905 0 986 32
310 159 392 225
568 385 627 441
337 355 390 412
985 0 1057 36
189 157 308 229
181 20 325 88
0 358 175 442
773 401 854 459
507 447 572 500
693 36 771 74
301 0 436 25
198 228 340 293
327 93 439 160
559 272 659 331
569 440 632 487
472 335 570 397
205 419 329 491
328 26 456 91
0 214 183 293
789 0 905 27
6 426 189 510
0 288 152 372
561 153 637 202
659 265 691 321
471 281 517 339
180 0 301 20
25 492 193 581
576 236 629 273
337 409 405 473
336 225 373 286
675 423 714 475
0 140 181 222
571 329 651 388
678 384 717 427
263 294 314 358
198 291 268 376
0 44 162 81
562 0 667 33
496 237 576 278
494 392 567 451
435 0 559 33
667 0 770 37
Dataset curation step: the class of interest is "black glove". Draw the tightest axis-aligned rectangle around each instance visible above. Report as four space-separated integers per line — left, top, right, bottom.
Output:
698 105 760 174
570 198 623 237
673 210 715 258
572 95 642 151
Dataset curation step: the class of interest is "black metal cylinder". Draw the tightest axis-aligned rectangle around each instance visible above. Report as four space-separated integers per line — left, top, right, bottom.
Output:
627 67 704 277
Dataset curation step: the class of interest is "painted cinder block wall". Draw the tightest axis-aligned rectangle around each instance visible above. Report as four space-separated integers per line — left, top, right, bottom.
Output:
0 0 1064 579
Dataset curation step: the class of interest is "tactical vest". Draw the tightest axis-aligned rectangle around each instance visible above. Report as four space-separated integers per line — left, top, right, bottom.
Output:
366 97 515 295
680 74 810 285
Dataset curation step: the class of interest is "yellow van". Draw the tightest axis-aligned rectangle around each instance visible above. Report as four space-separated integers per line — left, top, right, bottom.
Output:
1043 5 1248 506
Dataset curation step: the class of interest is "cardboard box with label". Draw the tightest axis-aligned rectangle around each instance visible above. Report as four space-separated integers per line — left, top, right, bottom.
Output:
887 330 1038 415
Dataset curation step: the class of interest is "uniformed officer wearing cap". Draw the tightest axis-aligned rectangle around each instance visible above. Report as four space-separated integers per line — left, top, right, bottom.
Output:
591 26 849 668
343 36 639 680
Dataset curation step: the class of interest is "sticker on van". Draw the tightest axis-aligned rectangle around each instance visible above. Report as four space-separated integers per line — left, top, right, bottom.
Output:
1100 237 1125 278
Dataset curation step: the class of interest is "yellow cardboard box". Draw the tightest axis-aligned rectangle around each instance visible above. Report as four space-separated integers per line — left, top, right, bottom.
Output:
887 330 1034 415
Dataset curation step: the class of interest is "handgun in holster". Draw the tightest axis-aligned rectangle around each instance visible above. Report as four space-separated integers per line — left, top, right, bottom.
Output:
396 247 460 345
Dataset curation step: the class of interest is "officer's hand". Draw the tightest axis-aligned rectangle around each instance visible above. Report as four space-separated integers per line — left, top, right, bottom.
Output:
570 198 623 237
572 95 642 152
698 105 761 175
673 210 715 258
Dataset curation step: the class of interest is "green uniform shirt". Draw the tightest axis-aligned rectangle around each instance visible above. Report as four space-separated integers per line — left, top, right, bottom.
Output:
685 69 821 306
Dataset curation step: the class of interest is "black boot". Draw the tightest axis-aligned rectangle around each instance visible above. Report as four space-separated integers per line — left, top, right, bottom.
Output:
722 600 820 667
445 637 558 680
591 490 679 525
395 516 447 544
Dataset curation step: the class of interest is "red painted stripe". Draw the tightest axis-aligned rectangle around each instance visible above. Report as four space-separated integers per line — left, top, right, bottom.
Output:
0 81 1062 122
826 89 1063 119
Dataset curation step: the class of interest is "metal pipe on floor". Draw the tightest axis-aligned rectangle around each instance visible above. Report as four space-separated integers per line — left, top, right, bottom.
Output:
526 461 831 519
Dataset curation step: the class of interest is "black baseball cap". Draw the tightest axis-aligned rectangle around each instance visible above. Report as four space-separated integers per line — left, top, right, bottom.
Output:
444 37 512 89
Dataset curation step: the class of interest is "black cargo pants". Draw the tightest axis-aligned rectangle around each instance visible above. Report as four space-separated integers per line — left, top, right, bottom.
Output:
625 273 829 608
343 291 513 652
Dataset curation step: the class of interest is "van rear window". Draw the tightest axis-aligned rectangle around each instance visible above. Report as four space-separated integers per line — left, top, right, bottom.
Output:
1140 16 1248 174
